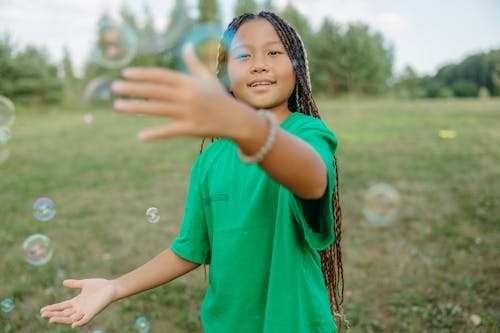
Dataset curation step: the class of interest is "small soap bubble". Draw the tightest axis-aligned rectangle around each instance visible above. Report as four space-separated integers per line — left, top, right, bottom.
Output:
33 197 56 221
146 207 160 224
91 17 138 69
176 23 223 74
0 126 12 144
135 316 151 333
23 233 53 266
1 298 14 313
0 95 15 128
84 76 114 101
84 114 94 124
362 183 400 226
92 330 105 333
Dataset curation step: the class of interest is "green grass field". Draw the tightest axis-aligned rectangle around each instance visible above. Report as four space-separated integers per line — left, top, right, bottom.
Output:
1 98 498 332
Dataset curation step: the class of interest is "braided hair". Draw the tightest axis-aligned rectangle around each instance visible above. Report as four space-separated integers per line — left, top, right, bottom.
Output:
201 11 345 331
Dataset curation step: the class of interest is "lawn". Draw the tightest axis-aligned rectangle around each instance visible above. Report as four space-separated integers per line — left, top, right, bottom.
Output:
1 98 498 332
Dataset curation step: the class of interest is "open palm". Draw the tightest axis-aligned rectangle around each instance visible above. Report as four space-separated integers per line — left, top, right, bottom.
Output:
40 278 117 328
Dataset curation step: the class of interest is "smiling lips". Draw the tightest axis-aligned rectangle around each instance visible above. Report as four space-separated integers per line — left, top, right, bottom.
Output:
248 80 276 89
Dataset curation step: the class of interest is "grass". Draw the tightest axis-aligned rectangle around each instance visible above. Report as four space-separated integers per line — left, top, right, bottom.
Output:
0 98 499 332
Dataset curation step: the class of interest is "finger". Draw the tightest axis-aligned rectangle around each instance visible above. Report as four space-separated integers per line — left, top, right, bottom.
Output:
63 279 83 289
138 123 188 141
183 43 214 79
122 67 187 85
113 99 180 117
111 81 179 101
40 300 72 313
49 315 75 325
72 313 92 328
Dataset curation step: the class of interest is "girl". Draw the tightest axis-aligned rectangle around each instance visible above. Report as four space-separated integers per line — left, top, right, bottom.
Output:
40 11 344 333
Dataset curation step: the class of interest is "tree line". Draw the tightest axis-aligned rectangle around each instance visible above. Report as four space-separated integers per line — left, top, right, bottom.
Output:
0 0 498 107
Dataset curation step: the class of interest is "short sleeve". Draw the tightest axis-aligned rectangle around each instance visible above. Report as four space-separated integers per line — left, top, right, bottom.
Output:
287 120 338 250
170 159 211 264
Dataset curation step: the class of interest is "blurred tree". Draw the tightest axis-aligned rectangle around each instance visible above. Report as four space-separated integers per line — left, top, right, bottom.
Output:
234 0 258 16
279 2 314 47
261 0 275 12
393 65 424 98
198 0 222 25
10 46 63 105
309 18 342 95
452 79 479 97
313 23 393 95
61 46 80 103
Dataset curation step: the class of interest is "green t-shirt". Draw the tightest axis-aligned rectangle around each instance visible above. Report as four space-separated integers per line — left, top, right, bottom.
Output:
171 112 338 333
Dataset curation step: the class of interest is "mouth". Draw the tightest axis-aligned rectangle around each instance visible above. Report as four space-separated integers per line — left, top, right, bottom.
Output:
248 80 276 88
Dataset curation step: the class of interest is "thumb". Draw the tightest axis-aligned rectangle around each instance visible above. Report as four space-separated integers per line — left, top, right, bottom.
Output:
182 43 214 79
63 279 83 289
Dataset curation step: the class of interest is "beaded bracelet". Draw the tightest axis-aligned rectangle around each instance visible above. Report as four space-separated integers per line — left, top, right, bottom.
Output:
237 109 279 164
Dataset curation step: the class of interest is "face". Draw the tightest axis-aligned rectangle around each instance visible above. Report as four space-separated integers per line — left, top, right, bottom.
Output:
226 18 296 114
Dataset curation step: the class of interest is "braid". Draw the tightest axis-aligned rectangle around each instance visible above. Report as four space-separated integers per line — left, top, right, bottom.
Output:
204 11 346 331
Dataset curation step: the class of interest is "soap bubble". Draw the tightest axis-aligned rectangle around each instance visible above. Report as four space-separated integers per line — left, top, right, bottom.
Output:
145 207 160 224
135 316 151 333
176 23 223 74
91 17 138 69
92 330 104 333
0 126 12 144
0 95 15 128
83 114 94 124
23 234 53 266
362 183 400 226
84 76 114 101
1 298 14 313
33 197 56 221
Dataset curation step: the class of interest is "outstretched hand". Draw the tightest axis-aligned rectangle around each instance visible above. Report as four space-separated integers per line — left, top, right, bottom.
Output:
112 43 244 141
40 278 117 328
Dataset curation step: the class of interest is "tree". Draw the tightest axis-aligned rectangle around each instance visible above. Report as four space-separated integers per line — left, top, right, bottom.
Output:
234 0 258 16
261 0 275 12
309 18 343 95
393 65 424 98
198 0 221 25
332 23 393 94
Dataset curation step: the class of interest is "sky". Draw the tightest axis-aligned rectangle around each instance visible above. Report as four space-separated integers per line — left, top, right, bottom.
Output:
0 0 499 77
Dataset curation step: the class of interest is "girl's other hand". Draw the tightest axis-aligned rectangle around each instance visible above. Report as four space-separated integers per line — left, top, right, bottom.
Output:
40 278 117 328
112 44 243 141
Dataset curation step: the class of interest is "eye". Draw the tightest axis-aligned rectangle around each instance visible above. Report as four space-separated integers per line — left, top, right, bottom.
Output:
269 50 282 56
234 53 250 60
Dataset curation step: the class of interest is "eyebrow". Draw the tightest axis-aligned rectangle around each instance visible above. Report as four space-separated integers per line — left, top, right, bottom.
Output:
230 40 283 52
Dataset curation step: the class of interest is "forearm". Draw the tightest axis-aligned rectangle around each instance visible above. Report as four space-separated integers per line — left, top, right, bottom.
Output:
231 105 327 199
112 248 199 302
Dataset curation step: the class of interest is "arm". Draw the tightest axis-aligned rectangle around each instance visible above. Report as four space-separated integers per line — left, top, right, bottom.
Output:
113 248 199 301
40 248 198 328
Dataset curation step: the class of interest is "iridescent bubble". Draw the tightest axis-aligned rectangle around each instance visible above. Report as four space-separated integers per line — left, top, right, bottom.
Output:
92 330 104 333
84 76 114 101
1 298 14 313
83 114 94 124
362 183 400 226
176 23 223 74
23 234 53 266
0 127 12 144
145 207 160 224
0 95 15 128
135 316 151 333
91 16 138 69
33 197 56 221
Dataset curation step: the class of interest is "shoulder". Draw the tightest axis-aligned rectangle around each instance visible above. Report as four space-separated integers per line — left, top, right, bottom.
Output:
191 138 234 175
283 112 338 146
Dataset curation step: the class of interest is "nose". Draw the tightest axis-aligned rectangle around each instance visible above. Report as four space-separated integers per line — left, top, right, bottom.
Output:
250 54 269 73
